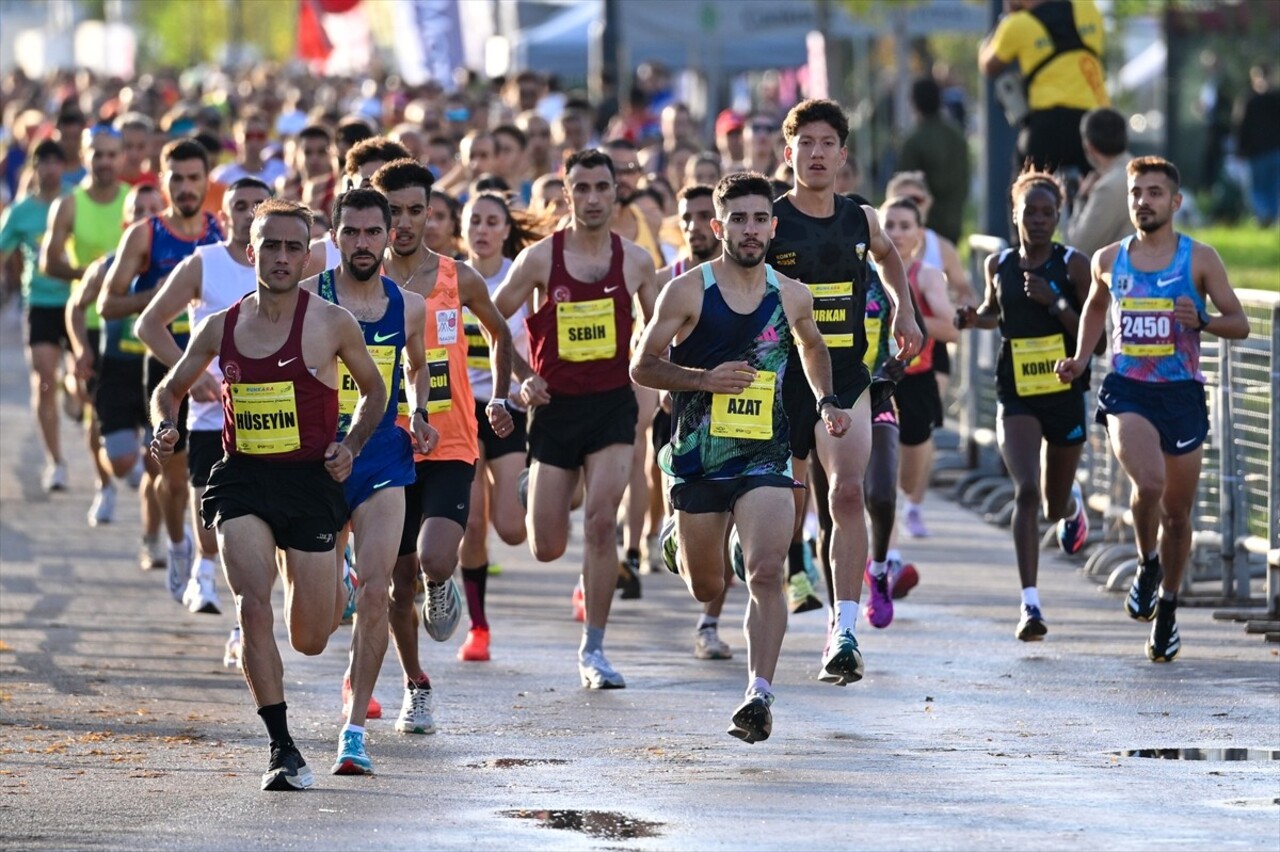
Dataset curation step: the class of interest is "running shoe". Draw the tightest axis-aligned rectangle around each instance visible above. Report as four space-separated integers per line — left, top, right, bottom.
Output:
182 565 221 615
570 580 585 622
126 454 145 488
888 558 919 599
262 741 313 791
487 562 503 576
863 568 894 629
1016 604 1048 641
578 649 626 689
458 627 491 662
1146 597 1180 663
422 576 462 642
694 626 732 660
659 515 679 575
394 680 436 734
166 532 193 603
331 729 374 776
728 525 746 582
223 628 242 669
728 688 774 744
87 483 117 527
617 552 642 599
818 628 865 686
1057 482 1089 555
903 505 929 538
787 572 824 614
42 461 67 492
1125 556 1162 622
139 535 166 571
341 675 382 720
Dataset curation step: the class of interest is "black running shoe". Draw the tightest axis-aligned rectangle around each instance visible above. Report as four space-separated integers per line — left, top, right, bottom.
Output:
616 553 642 599
1146 596 1180 662
728 690 774 744
262 741 314 791
1016 604 1048 641
1125 556 1162 622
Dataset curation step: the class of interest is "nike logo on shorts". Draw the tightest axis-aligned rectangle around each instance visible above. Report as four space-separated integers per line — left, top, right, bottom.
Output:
374 479 393 489
1175 437 1196 449
278 357 298 367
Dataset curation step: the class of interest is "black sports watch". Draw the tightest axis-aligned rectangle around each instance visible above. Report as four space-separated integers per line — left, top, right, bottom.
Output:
158 419 175 433
412 407 429 423
816 394 840 416
1195 307 1211 331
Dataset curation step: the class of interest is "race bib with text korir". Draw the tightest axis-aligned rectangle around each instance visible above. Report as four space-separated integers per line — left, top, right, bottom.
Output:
557 298 617 361
808 282 855 349
710 370 776 441
230 382 300 455
1010 333 1068 397
1119 298 1175 357
462 308 489 370
338 345 396 416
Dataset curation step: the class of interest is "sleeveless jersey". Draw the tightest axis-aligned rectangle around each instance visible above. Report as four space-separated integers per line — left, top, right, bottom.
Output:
189 243 258 431
465 255 528 404
219 288 337 461
1108 234 1204 383
666 263 792 484
397 256 478 464
903 260 937 375
994 243 1087 399
69 183 130 331
317 270 404 436
767 194 871 393
128 212 222 351
526 230 633 396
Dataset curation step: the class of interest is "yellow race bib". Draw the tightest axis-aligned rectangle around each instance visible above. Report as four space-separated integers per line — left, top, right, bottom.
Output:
557 298 617 362
809 282 854 348
425 347 452 414
171 310 190 336
1010 334 1068 397
231 382 300 455
1119 297 1175 357
338 345 396 416
463 308 489 370
711 370 776 440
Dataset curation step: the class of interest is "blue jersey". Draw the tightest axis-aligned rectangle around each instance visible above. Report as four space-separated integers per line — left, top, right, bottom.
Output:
317 270 405 437
131 212 222 349
1108 234 1204 384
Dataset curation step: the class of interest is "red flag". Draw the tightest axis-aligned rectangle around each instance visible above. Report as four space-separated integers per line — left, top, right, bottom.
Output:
297 0 332 65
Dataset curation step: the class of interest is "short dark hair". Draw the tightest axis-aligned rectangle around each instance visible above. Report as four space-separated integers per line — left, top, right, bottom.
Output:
32 139 68 163
371 158 435 197
782 99 849 146
603 138 638 153
226 176 273 196
910 78 942 117
344 137 412 177
161 138 210 173
251 199 313 241
1011 168 1064 208
676 183 714 204
298 124 334 145
470 173 511 196
713 171 774 215
491 124 527 150
336 118 375 149
1081 108 1127 157
332 187 392 231
563 148 616 180
1127 156 1181 189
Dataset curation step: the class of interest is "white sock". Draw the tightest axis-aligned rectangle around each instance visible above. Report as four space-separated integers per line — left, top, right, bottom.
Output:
696 614 717 631
905 500 921 514
868 559 888 578
194 556 218 581
749 676 771 696
834 600 858 634
886 548 902 564
341 723 365 736
1157 585 1176 602
1021 587 1040 608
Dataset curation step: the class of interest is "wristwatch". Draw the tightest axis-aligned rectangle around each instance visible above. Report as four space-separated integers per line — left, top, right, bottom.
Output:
816 394 840 416
1196 307 1211 331
1048 297 1070 317
158 419 175 433
412 407 429 423
486 397 509 411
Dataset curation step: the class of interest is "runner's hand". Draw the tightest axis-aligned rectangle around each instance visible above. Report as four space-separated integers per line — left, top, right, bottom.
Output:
1173 295 1200 330
324 442 354 482
820 405 851 438
519 374 550 407
701 361 756 394
1054 357 1085 384
892 310 923 361
411 420 439 455
876 357 906 383
150 425 178 464
190 371 220 403
1023 271 1054 306
486 402 514 439
954 305 977 330
74 350 96 381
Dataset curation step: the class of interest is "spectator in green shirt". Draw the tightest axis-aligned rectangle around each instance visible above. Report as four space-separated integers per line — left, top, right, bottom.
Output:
898 78 970 245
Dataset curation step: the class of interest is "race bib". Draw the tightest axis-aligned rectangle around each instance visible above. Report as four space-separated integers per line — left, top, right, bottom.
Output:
1010 334 1068 397
425 347 452 414
711 370 775 441
809 282 854 348
1119 298 1175 357
557 298 616 362
230 382 300 455
339 344 396 416
463 308 489 370
171 309 190 336
119 320 146 354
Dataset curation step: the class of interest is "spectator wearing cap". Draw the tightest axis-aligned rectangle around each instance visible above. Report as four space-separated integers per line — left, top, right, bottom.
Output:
714 109 745 173
1065 107 1132 256
211 108 287 186
897 77 970 244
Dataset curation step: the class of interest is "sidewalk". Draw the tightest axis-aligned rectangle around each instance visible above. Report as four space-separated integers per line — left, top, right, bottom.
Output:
1 315 1276 851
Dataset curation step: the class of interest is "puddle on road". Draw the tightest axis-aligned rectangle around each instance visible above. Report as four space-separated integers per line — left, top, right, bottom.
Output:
1112 748 1279 761
468 757 570 769
501 809 663 840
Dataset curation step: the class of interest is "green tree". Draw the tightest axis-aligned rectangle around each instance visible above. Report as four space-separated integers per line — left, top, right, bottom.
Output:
127 0 300 69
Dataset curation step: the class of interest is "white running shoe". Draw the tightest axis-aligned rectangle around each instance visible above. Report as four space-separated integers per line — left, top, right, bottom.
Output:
578 649 626 689
167 532 194 602
223 629 242 669
139 535 166 570
42 462 68 492
694 626 733 660
182 566 221 615
87 484 117 526
394 682 436 734
421 576 462 642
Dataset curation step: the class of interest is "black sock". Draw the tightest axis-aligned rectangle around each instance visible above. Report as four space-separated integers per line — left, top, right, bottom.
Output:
787 541 806 577
625 547 640 563
461 565 488 630
258 702 291 747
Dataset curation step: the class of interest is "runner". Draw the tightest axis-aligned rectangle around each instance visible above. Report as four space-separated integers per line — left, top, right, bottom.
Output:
493 148 657 689
632 172 850 742
956 171 1095 640
149 199 389 791
766 99 922 684
1055 156 1249 662
305 186 437 774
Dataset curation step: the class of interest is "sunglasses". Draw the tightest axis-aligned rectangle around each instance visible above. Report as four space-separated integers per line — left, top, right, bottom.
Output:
617 163 643 174
243 131 268 141
750 124 776 133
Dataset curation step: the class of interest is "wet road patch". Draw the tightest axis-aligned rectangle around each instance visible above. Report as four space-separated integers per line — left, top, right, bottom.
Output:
1112 748 1279 761
501 809 663 839
467 757 570 769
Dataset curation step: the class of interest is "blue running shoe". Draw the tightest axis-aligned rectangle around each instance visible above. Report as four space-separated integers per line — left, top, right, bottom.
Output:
331 729 374 775
1016 604 1048 641
818 628 865 686
1057 482 1089 555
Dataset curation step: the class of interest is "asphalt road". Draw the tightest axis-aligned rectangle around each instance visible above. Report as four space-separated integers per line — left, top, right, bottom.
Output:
0 308 1276 851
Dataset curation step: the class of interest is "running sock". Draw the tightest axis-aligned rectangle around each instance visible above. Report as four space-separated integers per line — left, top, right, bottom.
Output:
1021 587 1041 609
1158 586 1177 602
580 625 605 656
1143 551 1159 565
786 540 807 577
833 600 858 634
341 723 364 736
887 548 902 564
696 614 717 631
194 555 217 580
407 673 430 690
258 702 291 747
461 565 489 630
904 500 921 514
749 676 772 697
868 559 888 579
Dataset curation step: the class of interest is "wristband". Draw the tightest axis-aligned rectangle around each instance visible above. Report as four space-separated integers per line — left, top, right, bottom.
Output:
486 398 508 409
815 394 840 416
1196 307 1211 331
158 420 175 433
412 407 429 423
